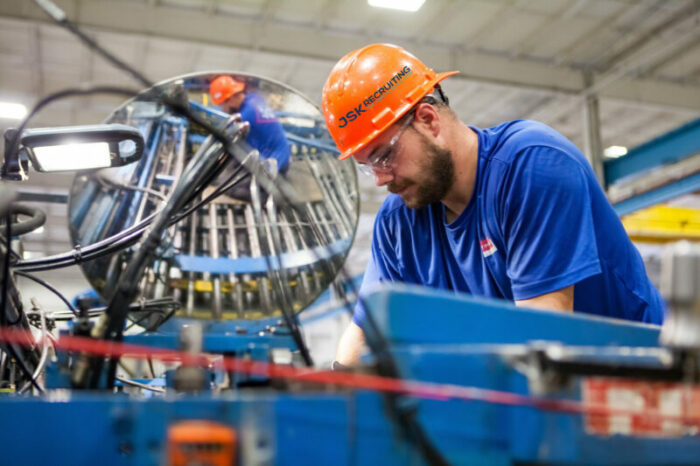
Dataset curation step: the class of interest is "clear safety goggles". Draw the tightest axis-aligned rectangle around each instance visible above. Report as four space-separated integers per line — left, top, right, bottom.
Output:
356 111 414 177
355 86 448 177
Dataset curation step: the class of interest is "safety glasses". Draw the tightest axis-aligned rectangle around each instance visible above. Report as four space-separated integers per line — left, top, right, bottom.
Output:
357 111 414 177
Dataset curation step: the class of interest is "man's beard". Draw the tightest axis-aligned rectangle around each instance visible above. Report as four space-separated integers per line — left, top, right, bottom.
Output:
389 134 455 209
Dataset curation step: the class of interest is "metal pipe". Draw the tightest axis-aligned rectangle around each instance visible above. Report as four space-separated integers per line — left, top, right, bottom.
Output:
301 149 351 238
115 376 165 393
134 123 170 224
244 184 271 315
208 203 222 319
317 151 355 231
278 208 311 304
291 207 322 293
225 208 244 318
263 195 297 316
186 214 197 317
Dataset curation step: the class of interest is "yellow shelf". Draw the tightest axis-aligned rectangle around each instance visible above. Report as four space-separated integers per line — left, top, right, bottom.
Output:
622 205 700 243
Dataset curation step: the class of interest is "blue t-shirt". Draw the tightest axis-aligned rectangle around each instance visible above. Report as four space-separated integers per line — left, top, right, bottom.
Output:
239 93 291 174
355 120 665 327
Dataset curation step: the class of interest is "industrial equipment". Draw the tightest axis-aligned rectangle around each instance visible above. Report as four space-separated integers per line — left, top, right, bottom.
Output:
66 73 356 323
0 1 699 464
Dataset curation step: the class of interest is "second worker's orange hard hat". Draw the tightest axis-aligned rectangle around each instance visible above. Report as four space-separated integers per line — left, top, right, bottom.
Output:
322 43 458 160
209 75 245 106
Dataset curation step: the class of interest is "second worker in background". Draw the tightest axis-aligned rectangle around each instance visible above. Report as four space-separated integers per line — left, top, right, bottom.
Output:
210 75 291 201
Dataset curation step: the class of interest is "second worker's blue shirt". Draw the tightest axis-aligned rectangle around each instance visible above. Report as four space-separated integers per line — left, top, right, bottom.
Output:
355 120 666 327
239 93 291 174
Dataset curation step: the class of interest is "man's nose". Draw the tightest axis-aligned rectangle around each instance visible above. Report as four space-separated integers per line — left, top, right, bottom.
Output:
374 170 393 187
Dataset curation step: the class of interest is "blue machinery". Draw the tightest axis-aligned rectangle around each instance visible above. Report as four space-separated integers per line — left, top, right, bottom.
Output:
3 77 700 464
2 0 698 459
607 117 700 216
2 285 700 465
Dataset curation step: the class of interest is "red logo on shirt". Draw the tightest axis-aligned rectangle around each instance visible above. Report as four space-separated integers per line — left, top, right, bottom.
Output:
480 237 497 257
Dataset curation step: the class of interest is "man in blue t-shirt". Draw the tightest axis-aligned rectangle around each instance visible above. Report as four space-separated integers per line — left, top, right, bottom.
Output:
321 43 666 366
209 75 291 201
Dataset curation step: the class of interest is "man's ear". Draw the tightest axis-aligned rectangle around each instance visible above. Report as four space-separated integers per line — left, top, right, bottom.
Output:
413 103 441 138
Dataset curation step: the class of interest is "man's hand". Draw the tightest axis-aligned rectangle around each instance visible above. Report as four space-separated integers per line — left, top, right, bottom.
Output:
335 321 366 366
515 285 574 312
262 158 278 179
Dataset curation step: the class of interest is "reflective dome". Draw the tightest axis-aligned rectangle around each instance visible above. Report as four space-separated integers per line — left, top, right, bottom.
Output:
68 72 359 324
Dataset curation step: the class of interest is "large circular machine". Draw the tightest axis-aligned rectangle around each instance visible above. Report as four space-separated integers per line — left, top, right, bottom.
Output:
68 72 359 325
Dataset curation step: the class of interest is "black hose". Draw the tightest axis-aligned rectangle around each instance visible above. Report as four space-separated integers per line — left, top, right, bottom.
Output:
0 215 42 392
15 152 250 272
15 144 249 272
7 203 46 236
14 209 157 271
1 214 17 326
14 271 79 317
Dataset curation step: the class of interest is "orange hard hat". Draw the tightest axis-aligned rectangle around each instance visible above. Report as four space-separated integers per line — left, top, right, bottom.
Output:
322 43 458 160
209 75 245 105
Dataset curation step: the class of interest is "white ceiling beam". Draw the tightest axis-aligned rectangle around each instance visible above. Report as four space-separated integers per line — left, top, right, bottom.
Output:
133 36 150 74
592 1 693 72
413 0 457 45
251 0 277 51
78 29 94 112
471 88 521 124
552 2 645 68
643 37 700 78
186 44 202 73
584 11 700 97
31 24 44 98
79 38 94 84
2 0 699 111
281 59 300 84
518 94 558 121
205 0 218 16
258 0 277 29
456 0 516 52
560 0 590 21
447 81 481 108
509 0 589 58
313 0 338 31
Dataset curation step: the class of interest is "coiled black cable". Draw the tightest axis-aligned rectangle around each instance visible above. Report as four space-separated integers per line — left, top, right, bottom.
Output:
7 203 46 236
14 271 79 317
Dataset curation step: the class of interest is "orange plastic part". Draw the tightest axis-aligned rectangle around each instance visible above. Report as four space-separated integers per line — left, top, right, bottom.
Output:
322 43 458 160
167 420 237 466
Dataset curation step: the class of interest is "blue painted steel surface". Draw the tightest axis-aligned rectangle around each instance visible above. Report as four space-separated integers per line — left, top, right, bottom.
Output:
5 285 700 465
188 133 208 144
604 117 700 186
175 238 351 274
124 332 293 353
122 121 164 228
126 317 296 353
362 283 661 347
613 171 700 216
0 394 409 466
362 285 700 464
188 100 230 121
